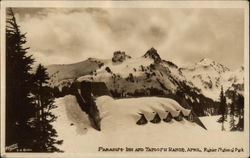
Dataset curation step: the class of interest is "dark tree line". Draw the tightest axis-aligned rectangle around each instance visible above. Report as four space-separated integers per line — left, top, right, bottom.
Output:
175 81 220 117
219 87 244 131
226 89 244 131
6 8 62 152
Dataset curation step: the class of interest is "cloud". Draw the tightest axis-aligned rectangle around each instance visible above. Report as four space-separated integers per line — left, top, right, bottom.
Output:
14 8 244 69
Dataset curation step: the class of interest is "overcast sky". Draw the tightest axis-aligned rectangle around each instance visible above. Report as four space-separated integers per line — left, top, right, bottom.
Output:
13 8 244 69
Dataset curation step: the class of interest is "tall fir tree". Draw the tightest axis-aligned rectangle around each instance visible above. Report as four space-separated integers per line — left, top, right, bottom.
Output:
32 64 63 152
6 8 62 152
229 92 236 130
219 86 226 131
237 94 244 131
6 8 36 150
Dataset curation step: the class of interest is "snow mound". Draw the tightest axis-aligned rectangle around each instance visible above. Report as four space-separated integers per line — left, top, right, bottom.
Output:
96 96 193 131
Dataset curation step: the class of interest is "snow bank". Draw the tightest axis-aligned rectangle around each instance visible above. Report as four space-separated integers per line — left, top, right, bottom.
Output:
52 95 247 157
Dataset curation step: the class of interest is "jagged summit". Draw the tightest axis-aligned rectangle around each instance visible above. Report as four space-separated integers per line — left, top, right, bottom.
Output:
112 51 131 63
195 58 230 73
143 47 161 64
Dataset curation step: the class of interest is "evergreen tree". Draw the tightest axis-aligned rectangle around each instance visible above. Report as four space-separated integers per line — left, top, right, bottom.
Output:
6 8 36 150
32 64 63 152
6 8 62 152
229 92 236 130
237 94 244 130
219 86 226 131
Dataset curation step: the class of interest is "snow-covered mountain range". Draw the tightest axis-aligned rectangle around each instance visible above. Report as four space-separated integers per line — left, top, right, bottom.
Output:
181 58 244 101
47 48 244 115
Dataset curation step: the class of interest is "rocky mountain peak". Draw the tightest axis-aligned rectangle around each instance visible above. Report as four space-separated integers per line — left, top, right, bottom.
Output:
143 47 161 64
112 51 131 63
196 58 230 73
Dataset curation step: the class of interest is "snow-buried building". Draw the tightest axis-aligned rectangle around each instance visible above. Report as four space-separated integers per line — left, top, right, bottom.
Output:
71 81 112 131
71 81 207 131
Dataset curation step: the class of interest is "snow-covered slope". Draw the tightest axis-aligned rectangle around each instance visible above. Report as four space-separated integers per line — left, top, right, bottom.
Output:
181 58 244 101
47 48 244 102
223 66 244 93
87 56 180 96
47 48 244 114
52 95 247 156
72 48 186 97
47 58 106 88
